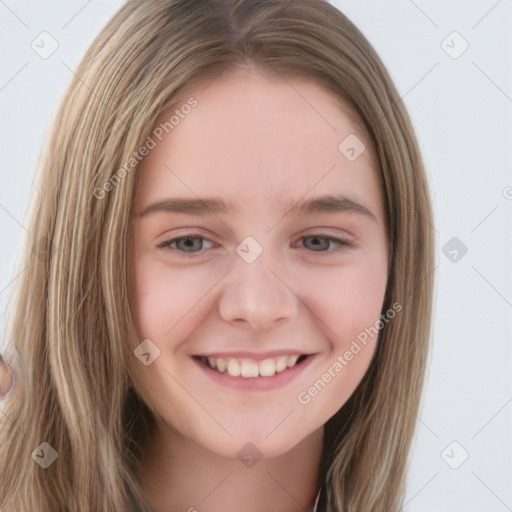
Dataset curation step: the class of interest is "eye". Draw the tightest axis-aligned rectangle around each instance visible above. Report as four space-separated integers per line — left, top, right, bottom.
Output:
299 234 351 252
157 235 214 254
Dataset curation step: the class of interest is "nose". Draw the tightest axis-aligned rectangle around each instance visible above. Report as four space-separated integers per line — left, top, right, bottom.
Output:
217 254 298 329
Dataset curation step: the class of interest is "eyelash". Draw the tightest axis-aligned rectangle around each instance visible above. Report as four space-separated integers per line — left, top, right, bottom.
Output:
156 233 352 256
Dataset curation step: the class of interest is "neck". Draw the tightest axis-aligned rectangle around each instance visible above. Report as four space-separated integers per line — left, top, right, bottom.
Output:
138 425 324 512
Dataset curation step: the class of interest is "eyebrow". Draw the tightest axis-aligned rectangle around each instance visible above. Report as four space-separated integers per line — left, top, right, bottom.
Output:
137 198 230 217
136 195 377 222
293 195 377 221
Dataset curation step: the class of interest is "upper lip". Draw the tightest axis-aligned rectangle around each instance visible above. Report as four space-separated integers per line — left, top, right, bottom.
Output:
192 350 312 361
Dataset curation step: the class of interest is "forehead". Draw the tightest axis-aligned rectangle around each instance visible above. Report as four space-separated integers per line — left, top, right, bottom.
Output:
135 66 382 221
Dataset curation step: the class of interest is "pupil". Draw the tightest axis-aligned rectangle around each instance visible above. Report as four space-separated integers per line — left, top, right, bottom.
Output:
305 237 328 251
179 237 202 252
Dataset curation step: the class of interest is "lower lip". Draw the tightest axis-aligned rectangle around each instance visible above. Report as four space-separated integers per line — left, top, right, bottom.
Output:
192 355 316 391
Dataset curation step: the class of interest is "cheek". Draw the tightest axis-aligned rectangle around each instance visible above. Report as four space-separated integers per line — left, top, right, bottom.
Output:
340 263 388 325
132 259 217 340
129 259 219 429
301 257 388 345
294 263 388 423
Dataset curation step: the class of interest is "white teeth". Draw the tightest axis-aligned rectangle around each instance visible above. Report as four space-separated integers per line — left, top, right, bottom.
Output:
201 354 305 378
240 360 259 378
286 355 299 368
216 357 226 372
258 358 276 377
275 356 287 372
227 358 241 376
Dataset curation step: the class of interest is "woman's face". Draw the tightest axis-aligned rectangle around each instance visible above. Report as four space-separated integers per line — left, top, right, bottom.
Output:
130 67 389 458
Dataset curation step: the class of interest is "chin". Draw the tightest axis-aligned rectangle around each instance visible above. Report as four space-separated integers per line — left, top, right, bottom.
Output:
204 426 314 460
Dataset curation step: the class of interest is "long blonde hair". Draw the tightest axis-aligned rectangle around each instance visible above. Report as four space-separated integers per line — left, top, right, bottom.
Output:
0 1 435 510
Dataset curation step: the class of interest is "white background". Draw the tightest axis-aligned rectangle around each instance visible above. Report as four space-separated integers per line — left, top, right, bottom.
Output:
0 1 511 510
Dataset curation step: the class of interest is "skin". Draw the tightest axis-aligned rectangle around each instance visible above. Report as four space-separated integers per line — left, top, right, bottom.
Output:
129 65 389 512
0 357 14 399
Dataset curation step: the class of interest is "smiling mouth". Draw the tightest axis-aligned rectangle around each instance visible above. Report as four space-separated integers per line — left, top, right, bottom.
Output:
193 354 310 378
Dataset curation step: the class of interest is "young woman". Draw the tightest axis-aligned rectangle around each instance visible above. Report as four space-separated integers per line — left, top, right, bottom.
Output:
0 1 435 511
